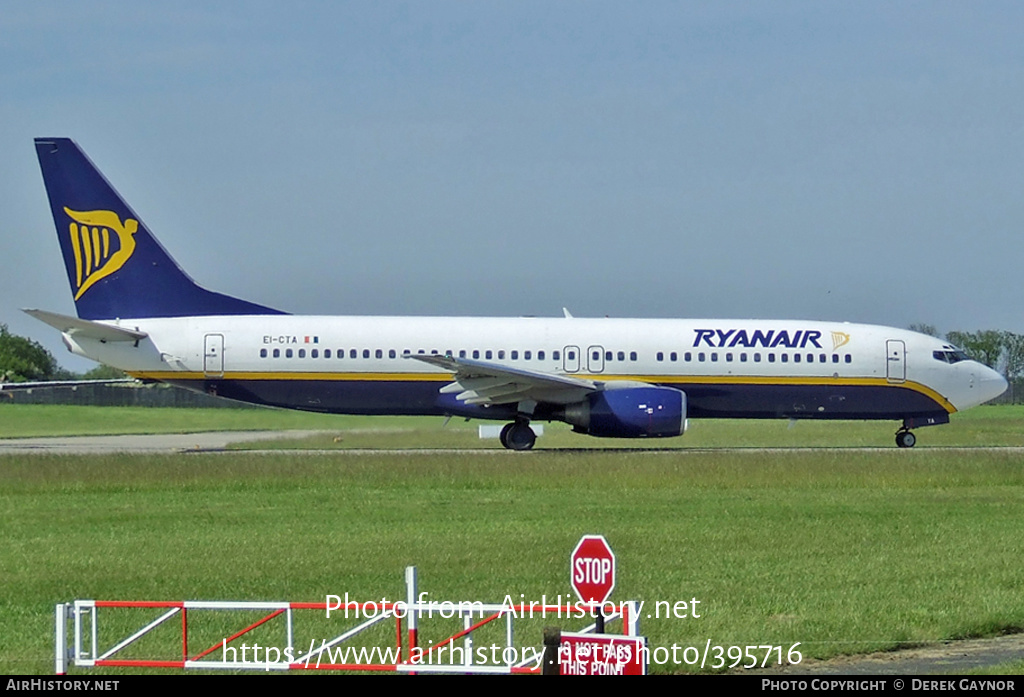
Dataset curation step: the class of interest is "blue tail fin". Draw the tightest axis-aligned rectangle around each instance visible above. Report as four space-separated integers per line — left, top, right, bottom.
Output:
35 138 285 320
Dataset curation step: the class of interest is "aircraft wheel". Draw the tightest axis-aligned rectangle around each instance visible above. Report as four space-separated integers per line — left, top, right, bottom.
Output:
896 430 916 448
499 423 514 449
504 423 536 451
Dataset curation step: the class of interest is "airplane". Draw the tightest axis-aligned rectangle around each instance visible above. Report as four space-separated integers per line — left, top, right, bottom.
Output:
26 137 1008 450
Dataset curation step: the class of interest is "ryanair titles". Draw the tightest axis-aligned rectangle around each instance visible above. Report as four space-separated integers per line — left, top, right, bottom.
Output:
693 329 828 350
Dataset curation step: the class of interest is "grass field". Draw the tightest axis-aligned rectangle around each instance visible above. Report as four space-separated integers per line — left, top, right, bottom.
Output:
3 402 1024 449
0 403 347 439
1 404 1023 674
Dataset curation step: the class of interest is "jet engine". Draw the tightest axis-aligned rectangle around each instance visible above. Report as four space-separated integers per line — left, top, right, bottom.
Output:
559 386 687 438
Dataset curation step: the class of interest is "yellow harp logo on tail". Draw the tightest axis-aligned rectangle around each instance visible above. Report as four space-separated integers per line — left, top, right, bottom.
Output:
832 331 851 351
64 208 139 300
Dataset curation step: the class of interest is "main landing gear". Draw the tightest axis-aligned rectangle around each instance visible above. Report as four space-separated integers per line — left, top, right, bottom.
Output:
895 428 917 449
499 419 537 451
498 400 538 451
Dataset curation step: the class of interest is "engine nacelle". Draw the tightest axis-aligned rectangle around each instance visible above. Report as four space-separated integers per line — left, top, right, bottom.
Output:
560 386 687 438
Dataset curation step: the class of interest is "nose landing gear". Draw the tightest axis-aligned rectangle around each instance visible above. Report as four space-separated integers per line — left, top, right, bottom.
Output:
895 428 916 448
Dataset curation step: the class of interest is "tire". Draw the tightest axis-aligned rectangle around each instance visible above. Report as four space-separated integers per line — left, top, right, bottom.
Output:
499 423 514 449
505 423 536 451
896 431 916 448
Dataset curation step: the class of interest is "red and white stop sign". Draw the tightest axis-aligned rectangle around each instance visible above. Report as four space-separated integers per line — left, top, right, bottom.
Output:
571 535 616 605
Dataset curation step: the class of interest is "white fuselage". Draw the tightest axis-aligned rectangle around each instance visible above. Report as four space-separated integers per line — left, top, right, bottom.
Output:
62 315 1007 423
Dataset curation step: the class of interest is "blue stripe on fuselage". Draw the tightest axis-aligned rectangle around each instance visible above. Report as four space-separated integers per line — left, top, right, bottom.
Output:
164 377 948 423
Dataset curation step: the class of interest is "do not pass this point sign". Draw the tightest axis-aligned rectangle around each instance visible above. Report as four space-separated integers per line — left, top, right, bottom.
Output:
571 534 616 604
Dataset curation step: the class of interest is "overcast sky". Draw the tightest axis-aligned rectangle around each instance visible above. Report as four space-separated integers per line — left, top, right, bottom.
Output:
2 2 1022 371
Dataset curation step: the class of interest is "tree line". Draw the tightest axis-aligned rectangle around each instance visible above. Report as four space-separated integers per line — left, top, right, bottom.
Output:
909 324 1024 380
0 324 122 382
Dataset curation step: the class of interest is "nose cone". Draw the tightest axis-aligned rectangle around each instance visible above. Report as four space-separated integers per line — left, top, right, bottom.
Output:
978 367 1009 405
947 362 1009 411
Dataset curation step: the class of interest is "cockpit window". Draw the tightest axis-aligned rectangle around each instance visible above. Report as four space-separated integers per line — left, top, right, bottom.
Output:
933 347 971 364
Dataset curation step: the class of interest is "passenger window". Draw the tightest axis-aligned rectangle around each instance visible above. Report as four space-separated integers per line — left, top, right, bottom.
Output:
845 354 852 363
794 354 801 363
617 351 625 361
630 351 637 361
670 352 677 362
389 349 396 359
711 353 718 362
485 350 493 359
656 352 664 361
511 350 518 360
739 353 747 362
286 349 293 358
725 353 733 362
473 350 480 359
781 354 788 363
375 349 383 359
350 349 357 359
753 353 761 362
685 352 692 362
525 351 532 360
325 349 332 358
459 350 467 358
273 348 280 358
311 349 318 358
260 348 267 358
832 354 839 363
768 354 776 363
552 350 559 360
698 352 706 362
498 350 505 359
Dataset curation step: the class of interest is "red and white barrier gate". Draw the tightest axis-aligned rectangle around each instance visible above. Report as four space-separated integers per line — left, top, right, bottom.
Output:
56 566 643 674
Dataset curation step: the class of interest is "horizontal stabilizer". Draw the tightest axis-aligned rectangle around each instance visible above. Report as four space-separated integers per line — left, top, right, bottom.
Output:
23 308 148 342
0 378 136 392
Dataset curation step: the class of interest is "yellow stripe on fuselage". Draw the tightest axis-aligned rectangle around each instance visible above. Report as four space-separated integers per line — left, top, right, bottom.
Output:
644 374 955 413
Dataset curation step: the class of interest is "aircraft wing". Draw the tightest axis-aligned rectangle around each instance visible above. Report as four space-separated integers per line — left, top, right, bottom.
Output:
408 354 598 406
23 308 148 342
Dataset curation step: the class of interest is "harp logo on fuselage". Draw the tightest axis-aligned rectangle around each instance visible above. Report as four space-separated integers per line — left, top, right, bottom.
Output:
64 207 138 300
